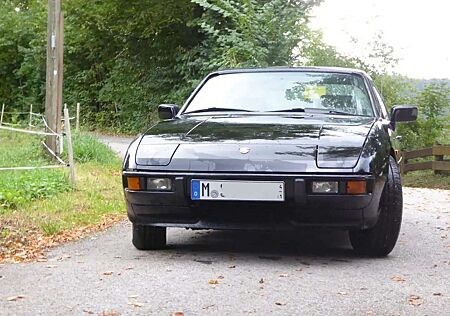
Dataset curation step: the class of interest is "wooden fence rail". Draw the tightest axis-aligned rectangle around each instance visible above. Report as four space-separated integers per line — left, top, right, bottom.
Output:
401 145 450 174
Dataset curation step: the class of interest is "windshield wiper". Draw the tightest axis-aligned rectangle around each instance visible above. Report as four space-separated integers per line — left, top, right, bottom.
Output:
267 108 306 113
304 108 360 116
184 107 254 114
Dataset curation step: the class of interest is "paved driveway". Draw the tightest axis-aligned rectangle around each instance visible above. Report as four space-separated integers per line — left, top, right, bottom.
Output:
0 136 448 315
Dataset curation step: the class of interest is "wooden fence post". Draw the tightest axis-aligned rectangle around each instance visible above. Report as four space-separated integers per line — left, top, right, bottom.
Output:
64 105 75 186
29 104 33 129
0 103 4 126
434 153 444 175
76 102 80 131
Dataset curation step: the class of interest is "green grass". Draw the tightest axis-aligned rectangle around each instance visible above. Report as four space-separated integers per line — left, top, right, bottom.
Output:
0 131 71 208
403 170 449 190
68 132 119 164
0 130 124 242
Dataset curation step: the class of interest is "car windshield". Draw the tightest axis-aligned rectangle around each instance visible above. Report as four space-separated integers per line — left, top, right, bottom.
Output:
184 71 374 116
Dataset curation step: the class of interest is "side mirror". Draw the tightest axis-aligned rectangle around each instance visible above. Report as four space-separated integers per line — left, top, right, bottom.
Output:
158 104 180 120
390 105 418 130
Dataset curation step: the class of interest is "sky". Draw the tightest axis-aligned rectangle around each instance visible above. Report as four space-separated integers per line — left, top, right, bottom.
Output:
310 0 450 79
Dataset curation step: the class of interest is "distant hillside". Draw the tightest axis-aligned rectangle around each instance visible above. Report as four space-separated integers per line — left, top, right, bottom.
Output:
414 79 450 91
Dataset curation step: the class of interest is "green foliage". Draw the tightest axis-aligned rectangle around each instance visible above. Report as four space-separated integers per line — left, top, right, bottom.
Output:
68 133 120 164
0 0 324 134
0 131 71 209
396 82 450 149
190 0 319 69
0 1 46 111
0 0 447 148
0 131 119 209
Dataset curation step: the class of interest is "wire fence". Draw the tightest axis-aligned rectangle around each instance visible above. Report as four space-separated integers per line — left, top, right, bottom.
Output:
0 103 75 185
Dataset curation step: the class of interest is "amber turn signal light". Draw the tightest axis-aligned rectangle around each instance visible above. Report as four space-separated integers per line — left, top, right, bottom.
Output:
127 177 141 191
346 181 366 194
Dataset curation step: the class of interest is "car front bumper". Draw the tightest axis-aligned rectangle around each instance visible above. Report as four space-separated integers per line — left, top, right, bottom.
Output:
122 172 386 230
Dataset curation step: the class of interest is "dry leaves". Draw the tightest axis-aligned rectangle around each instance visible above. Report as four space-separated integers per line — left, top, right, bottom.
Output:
275 302 286 306
279 273 289 278
407 295 423 306
103 271 114 276
99 311 120 316
128 301 144 308
391 275 406 282
208 279 219 285
171 312 184 316
6 294 26 301
0 214 125 264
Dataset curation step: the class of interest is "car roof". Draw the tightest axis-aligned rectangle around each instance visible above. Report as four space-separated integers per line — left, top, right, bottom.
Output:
213 66 371 78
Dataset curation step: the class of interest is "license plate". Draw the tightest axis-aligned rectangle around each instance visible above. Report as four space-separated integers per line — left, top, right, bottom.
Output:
191 180 285 201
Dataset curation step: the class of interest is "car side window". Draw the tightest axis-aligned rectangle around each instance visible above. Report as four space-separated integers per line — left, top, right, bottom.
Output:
373 86 389 119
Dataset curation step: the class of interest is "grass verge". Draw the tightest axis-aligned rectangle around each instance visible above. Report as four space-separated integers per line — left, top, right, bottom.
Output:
403 170 449 190
0 131 125 263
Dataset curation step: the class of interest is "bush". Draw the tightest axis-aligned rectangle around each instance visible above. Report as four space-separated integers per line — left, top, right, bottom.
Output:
396 82 450 150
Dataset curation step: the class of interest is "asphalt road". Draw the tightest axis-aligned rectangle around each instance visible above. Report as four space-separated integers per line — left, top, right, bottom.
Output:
0 137 449 316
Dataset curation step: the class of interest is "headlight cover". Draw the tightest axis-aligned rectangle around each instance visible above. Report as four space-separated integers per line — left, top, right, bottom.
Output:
147 178 173 191
311 181 339 194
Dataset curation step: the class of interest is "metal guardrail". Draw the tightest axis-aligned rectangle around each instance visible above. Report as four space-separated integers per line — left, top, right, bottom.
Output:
401 145 450 174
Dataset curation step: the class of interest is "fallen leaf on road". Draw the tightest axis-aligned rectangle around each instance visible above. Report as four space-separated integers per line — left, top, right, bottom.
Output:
100 310 120 316
103 271 113 276
391 275 406 282
228 265 236 269
125 267 133 270
407 295 423 306
128 301 144 307
217 275 224 279
82 309 94 314
432 292 443 296
6 294 25 301
259 278 264 284
208 279 219 285
171 312 184 316
279 273 289 277
275 302 286 306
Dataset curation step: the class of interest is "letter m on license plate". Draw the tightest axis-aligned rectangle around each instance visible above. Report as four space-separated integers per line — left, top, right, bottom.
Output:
191 179 284 201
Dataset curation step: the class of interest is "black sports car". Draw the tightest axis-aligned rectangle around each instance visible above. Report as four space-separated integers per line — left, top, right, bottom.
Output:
122 67 417 256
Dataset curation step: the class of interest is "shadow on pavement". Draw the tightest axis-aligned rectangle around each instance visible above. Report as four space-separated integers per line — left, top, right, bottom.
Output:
162 228 370 262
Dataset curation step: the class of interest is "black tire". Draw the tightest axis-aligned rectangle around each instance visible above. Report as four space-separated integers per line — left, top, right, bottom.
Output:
132 224 166 250
349 156 403 257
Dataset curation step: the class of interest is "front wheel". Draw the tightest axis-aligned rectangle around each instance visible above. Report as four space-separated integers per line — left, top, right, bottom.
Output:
132 224 166 250
349 156 403 257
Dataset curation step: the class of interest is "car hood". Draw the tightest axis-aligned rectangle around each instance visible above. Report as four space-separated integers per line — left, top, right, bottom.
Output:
135 115 375 172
